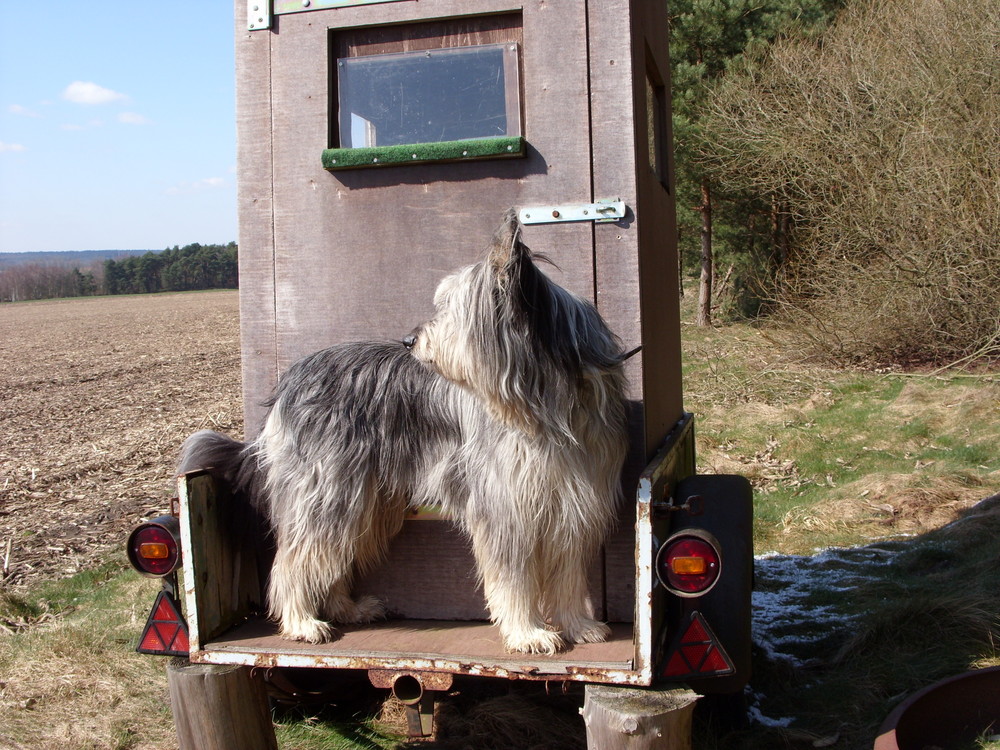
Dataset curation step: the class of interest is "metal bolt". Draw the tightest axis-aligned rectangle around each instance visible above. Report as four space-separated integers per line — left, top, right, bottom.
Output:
302 0 310 5
552 210 561 219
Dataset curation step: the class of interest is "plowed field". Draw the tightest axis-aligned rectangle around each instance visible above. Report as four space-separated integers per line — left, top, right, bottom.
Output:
0 291 242 589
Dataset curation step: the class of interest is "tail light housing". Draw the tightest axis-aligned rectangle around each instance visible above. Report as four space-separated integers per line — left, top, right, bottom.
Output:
127 516 181 577
656 529 721 597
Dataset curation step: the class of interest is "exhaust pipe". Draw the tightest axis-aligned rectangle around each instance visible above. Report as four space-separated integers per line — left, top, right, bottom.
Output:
391 674 424 705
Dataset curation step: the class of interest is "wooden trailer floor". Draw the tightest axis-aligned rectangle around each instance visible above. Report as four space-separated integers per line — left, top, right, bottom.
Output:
199 618 636 680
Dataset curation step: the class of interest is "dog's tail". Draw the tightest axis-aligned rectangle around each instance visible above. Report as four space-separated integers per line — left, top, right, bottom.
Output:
177 429 266 510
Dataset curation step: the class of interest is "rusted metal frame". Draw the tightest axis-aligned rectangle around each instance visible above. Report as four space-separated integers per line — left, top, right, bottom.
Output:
177 474 205 654
632 413 696 684
189 646 648 685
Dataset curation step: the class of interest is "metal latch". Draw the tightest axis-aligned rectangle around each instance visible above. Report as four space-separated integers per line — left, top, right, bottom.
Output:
653 492 704 518
248 1 272 30
518 199 626 225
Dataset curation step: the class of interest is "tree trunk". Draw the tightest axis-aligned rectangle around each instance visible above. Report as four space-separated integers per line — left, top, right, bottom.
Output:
696 177 714 326
167 659 277 750
582 684 699 749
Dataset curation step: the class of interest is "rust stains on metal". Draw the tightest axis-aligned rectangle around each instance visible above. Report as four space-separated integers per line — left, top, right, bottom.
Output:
368 669 454 692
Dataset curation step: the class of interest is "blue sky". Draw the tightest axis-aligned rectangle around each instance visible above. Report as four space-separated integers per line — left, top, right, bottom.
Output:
0 2 236 252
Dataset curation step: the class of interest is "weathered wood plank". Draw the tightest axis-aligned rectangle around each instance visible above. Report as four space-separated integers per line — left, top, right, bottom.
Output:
235 2 279 436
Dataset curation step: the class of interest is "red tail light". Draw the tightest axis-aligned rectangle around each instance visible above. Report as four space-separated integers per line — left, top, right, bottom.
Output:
656 531 721 596
127 516 181 577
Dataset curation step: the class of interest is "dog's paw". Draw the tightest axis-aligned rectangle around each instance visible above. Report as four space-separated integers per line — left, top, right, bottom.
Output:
504 627 565 655
346 595 386 624
280 617 338 644
564 619 611 645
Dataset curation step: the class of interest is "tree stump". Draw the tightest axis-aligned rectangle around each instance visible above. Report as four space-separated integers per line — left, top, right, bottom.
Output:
581 684 699 750
167 658 277 750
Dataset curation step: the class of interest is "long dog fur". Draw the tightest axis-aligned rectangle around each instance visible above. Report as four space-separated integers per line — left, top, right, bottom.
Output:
179 211 629 654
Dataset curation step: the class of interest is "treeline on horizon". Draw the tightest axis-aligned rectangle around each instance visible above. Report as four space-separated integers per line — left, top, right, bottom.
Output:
0 242 238 302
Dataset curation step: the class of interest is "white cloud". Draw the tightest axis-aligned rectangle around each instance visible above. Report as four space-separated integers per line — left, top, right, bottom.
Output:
0 142 27 153
62 81 127 105
166 177 226 195
8 104 41 118
117 112 151 125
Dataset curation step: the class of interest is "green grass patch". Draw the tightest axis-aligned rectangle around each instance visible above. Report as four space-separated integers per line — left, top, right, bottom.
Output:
0 557 178 749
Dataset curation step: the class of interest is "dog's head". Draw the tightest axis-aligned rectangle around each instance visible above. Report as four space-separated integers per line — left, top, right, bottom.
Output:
406 210 626 436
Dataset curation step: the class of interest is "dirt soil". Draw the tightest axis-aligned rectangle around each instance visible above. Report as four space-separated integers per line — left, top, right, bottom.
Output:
0 291 242 590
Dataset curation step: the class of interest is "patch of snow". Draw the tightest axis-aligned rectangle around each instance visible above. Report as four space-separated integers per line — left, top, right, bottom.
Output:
752 546 897 668
746 689 794 727
746 545 901 727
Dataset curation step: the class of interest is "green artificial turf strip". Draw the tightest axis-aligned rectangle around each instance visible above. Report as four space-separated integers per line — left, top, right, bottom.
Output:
322 136 525 170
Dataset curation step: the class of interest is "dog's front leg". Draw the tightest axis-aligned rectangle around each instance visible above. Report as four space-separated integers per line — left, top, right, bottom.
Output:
542 547 611 646
268 542 339 643
468 521 563 655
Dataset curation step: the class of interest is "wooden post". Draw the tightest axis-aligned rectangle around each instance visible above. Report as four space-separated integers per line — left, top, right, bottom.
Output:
581 684 699 750
167 659 277 750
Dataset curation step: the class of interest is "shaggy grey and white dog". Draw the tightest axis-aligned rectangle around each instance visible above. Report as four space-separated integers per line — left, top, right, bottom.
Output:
179 211 629 654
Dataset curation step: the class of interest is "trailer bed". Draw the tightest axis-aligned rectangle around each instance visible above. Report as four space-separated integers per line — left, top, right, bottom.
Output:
194 619 635 680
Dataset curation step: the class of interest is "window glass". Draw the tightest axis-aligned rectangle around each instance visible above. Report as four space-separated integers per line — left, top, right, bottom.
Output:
337 44 520 148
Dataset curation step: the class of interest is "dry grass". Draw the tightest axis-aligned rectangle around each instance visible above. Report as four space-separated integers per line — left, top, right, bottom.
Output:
0 569 174 750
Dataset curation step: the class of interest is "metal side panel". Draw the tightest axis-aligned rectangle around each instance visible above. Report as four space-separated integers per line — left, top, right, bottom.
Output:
633 414 696 683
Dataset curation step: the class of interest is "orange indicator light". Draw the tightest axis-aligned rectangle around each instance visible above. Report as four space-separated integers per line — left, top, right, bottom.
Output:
139 542 170 560
671 556 708 575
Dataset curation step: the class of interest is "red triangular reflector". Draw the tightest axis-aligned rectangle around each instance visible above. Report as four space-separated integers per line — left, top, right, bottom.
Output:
702 647 731 673
684 617 709 643
139 626 166 652
171 626 190 653
153 596 175 622
682 643 711 668
662 611 736 679
665 651 688 675
136 590 190 657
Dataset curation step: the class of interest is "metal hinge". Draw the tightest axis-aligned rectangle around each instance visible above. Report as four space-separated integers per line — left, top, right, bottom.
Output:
247 1 272 30
250 0 413 27
518 199 626 225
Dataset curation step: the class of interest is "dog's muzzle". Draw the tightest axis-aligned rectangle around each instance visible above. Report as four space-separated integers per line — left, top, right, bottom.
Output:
402 334 417 350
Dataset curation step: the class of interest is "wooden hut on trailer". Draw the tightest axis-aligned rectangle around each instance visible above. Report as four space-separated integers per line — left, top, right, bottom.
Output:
134 2 754 747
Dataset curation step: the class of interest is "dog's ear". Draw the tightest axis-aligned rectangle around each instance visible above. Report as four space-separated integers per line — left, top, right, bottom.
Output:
487 209 528 278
